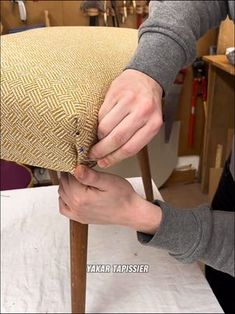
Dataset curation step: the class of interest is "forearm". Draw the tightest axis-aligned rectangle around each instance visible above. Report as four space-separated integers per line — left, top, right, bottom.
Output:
127 0 228 92
136 200 234 277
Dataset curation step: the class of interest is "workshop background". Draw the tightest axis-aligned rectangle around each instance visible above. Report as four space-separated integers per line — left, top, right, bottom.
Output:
1 1 234 314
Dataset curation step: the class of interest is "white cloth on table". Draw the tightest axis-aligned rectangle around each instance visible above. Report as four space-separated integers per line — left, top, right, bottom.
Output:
1 178 223 313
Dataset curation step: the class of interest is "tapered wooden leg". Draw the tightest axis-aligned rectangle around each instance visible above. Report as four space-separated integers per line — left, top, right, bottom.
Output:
137 146 154 202
70 221 88 314
48 169 59 185
47 170 88 313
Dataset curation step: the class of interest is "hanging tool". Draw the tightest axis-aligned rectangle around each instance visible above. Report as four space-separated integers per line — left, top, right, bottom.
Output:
12 0 27 21
123 0 128 21
110 0 120 27
123 0 128 23
135 0 149 28
144 2 149 18
44 10 50 27
127 0 136 15
80 0 104 26
119 0 128 24
188 58 207 147
103 0 108 26
136 4 144 28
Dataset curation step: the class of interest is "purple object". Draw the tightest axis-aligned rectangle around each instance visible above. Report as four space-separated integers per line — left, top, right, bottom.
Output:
0 160 32 191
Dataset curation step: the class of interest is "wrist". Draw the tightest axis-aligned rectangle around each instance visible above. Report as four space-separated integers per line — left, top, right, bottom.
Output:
124 69 163 98
125 194 162 235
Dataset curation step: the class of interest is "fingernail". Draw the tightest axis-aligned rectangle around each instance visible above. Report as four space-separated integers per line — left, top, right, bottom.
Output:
98 159 109 168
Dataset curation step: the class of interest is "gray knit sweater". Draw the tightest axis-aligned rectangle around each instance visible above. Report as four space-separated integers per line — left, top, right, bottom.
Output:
127 1 235 277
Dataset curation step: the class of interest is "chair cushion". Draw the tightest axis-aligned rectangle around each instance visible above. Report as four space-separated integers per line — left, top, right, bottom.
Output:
1 27 137 173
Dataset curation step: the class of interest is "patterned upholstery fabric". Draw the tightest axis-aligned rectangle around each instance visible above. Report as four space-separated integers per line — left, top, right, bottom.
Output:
1 27 137 173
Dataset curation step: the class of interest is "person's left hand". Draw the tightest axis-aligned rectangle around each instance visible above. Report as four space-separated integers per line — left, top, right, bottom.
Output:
58 165 162 234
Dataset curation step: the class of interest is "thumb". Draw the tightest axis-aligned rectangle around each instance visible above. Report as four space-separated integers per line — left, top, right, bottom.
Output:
74 165 107 189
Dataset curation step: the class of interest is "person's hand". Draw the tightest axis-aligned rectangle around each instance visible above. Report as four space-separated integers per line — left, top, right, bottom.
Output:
58 165 162 235
89 69 163 168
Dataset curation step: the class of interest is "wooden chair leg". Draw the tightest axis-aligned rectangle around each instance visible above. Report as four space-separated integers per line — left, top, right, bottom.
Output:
70 221 88 313
48 169 88 313
67 146 152 313
48 169 59 185
137 146 154 202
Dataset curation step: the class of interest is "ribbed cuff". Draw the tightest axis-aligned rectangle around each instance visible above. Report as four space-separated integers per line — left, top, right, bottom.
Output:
137 200 210 262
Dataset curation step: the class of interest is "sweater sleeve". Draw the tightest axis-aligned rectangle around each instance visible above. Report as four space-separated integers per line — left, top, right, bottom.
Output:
126 0 228 93
137 200 235 277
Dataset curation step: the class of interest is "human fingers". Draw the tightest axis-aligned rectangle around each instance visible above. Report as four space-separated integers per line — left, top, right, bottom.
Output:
58 181 71 208
89 112 144 160
58 196 73 219
97 116 162 168
60 172 69 191
74 165 114 190
97 101 130 140
98 83 120 122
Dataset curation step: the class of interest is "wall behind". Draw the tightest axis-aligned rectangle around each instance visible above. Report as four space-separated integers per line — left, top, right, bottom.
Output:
0 0 143 31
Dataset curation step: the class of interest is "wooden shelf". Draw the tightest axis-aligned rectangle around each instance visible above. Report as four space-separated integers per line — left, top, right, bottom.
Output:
203 55 235 76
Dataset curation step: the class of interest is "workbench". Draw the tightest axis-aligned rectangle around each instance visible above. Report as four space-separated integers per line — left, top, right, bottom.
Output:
1 178 223 313
201 55 234 192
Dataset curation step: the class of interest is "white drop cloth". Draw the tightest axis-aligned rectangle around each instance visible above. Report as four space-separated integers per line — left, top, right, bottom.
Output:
1 178 223 313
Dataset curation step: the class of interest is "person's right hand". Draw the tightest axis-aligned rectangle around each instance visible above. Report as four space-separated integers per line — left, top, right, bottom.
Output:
89 69 163 168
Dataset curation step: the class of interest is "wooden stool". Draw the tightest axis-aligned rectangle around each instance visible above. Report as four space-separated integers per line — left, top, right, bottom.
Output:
48 145 153 313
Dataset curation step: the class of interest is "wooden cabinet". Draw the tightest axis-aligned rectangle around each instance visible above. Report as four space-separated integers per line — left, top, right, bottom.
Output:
201 55 234 192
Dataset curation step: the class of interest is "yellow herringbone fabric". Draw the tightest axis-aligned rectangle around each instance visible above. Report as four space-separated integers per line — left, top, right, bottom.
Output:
1 27 137 173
